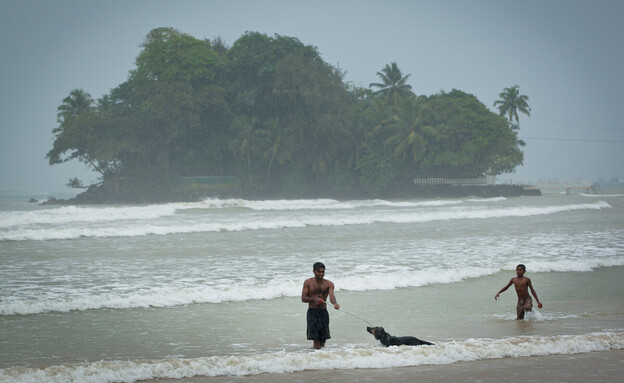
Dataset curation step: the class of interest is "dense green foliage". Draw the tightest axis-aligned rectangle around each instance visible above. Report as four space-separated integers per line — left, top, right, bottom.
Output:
48 28 526 200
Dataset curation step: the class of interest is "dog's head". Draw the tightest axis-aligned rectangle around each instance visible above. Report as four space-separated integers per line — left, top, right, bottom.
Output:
366 326 385 340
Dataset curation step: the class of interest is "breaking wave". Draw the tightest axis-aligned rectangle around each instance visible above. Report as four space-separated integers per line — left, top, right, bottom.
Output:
3 258 623 316
0 200 611 241
1 332 621 383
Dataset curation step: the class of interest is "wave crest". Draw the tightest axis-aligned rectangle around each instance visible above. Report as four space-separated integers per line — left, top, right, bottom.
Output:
1 201 611 241
1 332 621 383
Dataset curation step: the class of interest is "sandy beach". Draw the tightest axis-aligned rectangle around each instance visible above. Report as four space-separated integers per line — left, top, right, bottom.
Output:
162 349 623 383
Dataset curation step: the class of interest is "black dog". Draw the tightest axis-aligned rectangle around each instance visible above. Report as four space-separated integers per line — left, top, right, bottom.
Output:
366 326 434 347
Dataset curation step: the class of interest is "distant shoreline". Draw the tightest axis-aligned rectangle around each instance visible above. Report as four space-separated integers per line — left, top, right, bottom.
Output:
40 184 540 205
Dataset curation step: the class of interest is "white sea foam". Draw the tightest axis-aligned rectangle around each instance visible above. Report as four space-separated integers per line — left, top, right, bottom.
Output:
232 198 463 210
521 257 624 272
0 281 298 316
4 258 623 316
0 201 611 241
337 266 502 291
0 198 461 230
466 197 507 202
580 193 624 198
1 332 621 383
0 204 181 228
491 310 612 321
0 197 493 230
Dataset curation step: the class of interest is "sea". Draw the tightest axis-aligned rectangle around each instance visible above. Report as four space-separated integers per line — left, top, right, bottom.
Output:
1 183 623 383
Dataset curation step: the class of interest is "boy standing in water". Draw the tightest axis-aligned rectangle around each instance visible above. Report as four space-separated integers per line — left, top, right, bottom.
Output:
301 262 340 349
495 264 543 319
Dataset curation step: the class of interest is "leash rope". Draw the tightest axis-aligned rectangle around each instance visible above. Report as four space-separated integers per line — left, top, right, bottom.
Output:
319 299 373 326
339 308 374 326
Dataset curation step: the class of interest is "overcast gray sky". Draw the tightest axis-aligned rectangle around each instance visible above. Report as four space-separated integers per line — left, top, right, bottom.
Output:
1 0 622 193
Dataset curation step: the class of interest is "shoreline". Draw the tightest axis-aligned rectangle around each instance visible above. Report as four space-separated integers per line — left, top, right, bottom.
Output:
151 349 623 383
40 184 540 205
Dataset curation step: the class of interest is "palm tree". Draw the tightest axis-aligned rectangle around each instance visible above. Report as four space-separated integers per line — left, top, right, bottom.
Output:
229 116 264 181
56 89 94 124
385 98 433 170
48 89 119 182
493 85 531 126
49 89 95 164
263 118 291 182
369 62 413 100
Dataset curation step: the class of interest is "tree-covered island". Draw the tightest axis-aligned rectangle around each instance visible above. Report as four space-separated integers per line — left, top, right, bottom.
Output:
47 27 535 203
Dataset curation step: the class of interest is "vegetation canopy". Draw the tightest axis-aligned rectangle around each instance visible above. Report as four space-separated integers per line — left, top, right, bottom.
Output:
48 28 527 201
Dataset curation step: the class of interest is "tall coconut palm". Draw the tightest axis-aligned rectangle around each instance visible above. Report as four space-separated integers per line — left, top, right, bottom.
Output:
369 62 413 101
56 89 94 124
49 89 95 164
263 118 291 182
229 115 264 181
493 85 531 126
385 97 432 170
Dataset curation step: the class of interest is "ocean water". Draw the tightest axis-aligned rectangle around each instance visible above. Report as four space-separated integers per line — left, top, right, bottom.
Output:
1 184 623 382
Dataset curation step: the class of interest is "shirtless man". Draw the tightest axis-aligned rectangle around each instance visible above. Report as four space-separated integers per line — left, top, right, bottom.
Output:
301 262 340 349
495 264 543 319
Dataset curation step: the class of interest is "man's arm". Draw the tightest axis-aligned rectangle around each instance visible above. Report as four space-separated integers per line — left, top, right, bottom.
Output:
301 280 315 303
327 281 340 309
495 279 513 300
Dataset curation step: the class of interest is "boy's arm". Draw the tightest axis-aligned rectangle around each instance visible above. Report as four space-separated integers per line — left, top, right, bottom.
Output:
528 279 543 307
495 279 513 300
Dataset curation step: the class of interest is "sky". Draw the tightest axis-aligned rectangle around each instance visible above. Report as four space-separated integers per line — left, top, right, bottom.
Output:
1 0 623 193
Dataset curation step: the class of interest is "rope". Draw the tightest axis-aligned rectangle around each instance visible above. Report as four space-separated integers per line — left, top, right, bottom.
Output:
319 299 374 326
339 308 374 326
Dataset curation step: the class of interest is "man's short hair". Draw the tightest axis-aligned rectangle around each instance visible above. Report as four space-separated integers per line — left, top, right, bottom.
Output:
313 262 325 271
517 264 526 271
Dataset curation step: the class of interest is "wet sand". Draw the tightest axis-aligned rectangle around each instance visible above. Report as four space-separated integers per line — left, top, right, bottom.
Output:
153 349 623 383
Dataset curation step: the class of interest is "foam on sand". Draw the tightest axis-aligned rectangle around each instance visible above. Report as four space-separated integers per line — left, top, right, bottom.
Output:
1 332 621 383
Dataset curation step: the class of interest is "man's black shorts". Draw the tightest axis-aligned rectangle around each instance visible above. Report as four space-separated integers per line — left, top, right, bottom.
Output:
307 307 331 341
